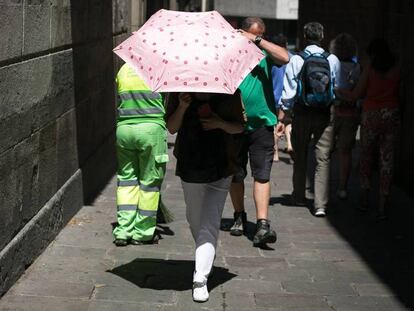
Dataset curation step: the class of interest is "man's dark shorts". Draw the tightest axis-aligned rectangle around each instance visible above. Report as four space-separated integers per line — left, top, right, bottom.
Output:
232 126 275 183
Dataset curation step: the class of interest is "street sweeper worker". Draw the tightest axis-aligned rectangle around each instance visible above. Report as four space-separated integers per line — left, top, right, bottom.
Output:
112 63 169 246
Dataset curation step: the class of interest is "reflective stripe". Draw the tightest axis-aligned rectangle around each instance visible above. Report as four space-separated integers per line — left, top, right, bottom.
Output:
139 191 160 212
117 179 139 186
119 92 161 101
118 107 163 116
140 184 160 192
138 209 157 217
117 204 137 211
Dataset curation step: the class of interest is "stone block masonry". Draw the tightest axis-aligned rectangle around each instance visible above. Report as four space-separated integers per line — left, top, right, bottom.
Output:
0 0 133 297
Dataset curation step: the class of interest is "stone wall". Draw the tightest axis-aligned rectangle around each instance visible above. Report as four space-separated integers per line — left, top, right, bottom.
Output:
0 0 133 296
298 0 414 197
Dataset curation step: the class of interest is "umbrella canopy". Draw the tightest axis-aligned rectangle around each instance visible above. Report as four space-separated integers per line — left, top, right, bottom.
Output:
113 9 264 94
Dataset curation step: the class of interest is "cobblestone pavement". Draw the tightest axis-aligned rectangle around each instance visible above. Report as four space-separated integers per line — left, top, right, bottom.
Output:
1 134 413 311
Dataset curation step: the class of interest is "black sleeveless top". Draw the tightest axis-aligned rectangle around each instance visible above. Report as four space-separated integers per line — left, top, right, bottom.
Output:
167 93 245 183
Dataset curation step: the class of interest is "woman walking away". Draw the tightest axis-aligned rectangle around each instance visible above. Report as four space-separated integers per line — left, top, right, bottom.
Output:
336 38 400 220
330 33 361 200
167 92 245 302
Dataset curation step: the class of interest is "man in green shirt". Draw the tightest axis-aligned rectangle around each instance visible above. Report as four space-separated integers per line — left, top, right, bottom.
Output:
229 17 289 247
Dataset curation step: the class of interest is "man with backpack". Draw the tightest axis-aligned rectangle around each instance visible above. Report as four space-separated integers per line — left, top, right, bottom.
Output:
278 22 341 217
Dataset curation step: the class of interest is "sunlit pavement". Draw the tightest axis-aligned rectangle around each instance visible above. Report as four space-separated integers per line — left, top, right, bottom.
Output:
0 134 413 311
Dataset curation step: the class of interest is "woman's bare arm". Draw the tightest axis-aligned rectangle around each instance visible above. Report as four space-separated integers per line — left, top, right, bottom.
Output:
166 93 192 134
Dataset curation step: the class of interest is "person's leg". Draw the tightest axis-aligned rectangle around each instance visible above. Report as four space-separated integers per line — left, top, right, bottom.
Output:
229 181 247 236
185 177 231 302
313 113 334 214
273 126 280 162
248 127 274 219
113 125 139 245
359 112 378 210
181 180 208 302
230 181 245 213
248 127 277 245
133 123 168 242
338 151 352 191
291 114 311 203
181 181 205 243
336 117 359 197
359 112 378 190
377 110 399 219
194 177 232 282
285 123 293 152
254 179 271 220
229 137 248 236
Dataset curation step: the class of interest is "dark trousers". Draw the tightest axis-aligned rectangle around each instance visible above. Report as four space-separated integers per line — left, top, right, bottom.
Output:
291 107 334 209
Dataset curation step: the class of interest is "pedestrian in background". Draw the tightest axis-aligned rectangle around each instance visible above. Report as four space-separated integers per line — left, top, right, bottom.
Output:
271 33 293 162
113 64 168 246
228 17 289 246
330 33 361 200
166 92 245 302
336 38 400 220
278 22 341 217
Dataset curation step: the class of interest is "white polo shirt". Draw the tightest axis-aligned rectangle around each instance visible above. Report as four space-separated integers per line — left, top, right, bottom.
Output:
278 45 341 110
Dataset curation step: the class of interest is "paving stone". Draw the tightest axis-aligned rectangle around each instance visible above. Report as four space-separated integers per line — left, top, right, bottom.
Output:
88 300 163 311
222 279 283 294
173 289 223 309
0 295 89 311
14 254 102 285
326 295 409 311
9 280 93 299
352 283 394 297
225 256 286 268
93 285 175 304
258 267 312 283
319 248 362 262
222 292 256 309
106 247 169 264
254 293 331 310
225 265 264 280
281 279 356 296
45 245 107 259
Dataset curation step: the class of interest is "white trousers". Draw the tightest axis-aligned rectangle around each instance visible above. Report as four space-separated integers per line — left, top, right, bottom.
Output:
181 177 232 283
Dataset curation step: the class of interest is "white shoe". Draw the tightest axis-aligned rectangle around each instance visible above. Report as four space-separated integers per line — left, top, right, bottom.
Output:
192 281 209 302
314 208 326 217
337 190 347 200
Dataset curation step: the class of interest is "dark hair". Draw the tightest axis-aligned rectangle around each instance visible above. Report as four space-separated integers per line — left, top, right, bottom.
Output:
270 33 288 48
303 22 324 43
241 17 265 32
330 33 357 61
366 38 396 73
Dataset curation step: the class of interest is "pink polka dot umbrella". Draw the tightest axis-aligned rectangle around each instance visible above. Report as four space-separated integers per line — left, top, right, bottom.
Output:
113 9 264 94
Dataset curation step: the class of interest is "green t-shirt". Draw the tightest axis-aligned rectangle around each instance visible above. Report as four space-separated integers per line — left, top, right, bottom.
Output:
238 52 277 132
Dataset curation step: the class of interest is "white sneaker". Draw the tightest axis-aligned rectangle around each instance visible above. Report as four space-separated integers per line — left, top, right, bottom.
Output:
314 208 326 217
192 281 209 302
337 190 347 200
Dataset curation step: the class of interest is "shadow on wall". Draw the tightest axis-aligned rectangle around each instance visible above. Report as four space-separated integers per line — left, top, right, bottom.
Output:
70 0 117 204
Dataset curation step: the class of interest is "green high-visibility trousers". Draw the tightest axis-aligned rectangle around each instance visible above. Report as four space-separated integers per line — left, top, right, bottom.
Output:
113 123 168 241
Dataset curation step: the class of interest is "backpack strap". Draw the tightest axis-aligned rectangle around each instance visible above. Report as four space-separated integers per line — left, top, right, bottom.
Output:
298 50 310 60
321 51 330 58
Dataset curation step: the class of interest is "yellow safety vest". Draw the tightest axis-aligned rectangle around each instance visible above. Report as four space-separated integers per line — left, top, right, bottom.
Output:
116 64 165 127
